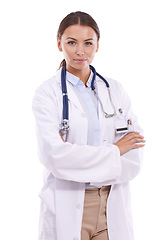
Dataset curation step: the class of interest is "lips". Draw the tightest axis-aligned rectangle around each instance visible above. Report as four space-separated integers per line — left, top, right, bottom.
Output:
73 58 87 63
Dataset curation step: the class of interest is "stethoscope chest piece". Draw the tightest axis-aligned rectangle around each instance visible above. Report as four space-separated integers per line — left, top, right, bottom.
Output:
59 119 69 135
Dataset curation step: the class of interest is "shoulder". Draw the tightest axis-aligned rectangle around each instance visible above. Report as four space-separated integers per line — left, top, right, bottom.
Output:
96 74 125 95
34 69 62 98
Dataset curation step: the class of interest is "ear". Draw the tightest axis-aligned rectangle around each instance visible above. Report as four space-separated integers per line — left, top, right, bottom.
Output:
96 41 99 52
57 37 63 52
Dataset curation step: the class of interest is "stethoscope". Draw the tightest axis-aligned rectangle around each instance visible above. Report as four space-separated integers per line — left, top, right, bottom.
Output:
59 64 117 139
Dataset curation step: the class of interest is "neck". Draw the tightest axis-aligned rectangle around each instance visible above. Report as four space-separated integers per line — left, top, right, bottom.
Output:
66 65 91 86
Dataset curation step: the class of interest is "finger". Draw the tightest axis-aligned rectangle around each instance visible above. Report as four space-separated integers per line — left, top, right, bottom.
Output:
130 137 145 144
125 131 140 137
59 132 65 142
127 133 142 141
133 143 145 149
128 133 144 141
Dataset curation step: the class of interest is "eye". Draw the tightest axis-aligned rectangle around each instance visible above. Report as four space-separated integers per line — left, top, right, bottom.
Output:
85 42 93 46
67 41 76 45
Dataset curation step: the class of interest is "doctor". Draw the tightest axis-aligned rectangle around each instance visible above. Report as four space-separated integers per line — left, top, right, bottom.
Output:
32 11 145 240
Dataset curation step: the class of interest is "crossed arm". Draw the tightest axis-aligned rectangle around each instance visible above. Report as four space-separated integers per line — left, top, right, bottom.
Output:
115 132 145 156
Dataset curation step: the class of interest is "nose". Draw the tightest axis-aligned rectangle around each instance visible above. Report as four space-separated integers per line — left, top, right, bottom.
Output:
76 44 84 56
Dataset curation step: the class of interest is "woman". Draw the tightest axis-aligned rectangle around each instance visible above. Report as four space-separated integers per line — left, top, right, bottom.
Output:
32 11 145 240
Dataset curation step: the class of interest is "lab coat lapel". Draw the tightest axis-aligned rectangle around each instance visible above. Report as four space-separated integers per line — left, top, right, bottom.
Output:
66 81 86 115
96 78 116 116
96 81 105 139
55 69 86 115
96 78 116 140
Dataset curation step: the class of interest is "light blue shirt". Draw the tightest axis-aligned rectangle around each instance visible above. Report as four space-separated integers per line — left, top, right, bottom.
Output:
66 71 101 188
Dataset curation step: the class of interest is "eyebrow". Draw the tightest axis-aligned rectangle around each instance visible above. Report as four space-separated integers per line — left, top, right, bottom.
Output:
66 37 94 41
84 38 94 41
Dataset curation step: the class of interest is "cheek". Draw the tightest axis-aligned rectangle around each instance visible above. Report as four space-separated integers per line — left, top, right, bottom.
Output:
88 45 98 55
87 49 97 60
62 46 74 59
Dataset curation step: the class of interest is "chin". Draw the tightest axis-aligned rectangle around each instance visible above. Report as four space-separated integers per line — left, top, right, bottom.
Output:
70 62 90 71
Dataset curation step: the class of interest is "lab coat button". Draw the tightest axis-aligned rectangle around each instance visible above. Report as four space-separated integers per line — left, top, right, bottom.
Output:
73 237 79 240
81 113 85 118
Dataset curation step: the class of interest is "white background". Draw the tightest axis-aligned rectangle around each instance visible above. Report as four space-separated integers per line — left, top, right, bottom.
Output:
0 0 160 239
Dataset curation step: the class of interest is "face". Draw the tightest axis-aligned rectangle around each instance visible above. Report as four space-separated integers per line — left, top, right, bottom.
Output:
57 24 99 74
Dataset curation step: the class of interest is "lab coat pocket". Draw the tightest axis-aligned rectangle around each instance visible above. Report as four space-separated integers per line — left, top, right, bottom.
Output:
39 202 56 240
43 227 56 240
39 182 56 214
113 113 132 144
43 213 57 240
114 112 135 135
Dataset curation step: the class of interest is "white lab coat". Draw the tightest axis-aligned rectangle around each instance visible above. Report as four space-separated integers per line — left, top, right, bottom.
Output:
32 68 143 240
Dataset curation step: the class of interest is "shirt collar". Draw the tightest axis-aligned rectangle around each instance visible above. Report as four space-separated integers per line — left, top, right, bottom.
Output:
86 71 93 88
66 70 93 88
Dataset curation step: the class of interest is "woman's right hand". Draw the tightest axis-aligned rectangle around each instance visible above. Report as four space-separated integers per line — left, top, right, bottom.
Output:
114 132 145 156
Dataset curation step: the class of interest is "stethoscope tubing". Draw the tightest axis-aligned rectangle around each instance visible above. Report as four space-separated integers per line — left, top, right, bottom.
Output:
59 64 116 139
61 64 111 121
61 64 69 121
89 65 110 89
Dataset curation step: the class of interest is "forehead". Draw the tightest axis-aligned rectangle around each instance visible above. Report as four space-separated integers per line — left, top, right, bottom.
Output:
62 24 97 40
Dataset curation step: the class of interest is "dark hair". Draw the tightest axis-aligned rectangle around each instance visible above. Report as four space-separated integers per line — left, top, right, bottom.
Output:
57 11 100 68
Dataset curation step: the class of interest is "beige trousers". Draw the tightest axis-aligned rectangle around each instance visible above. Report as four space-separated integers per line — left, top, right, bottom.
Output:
81 186 111 240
